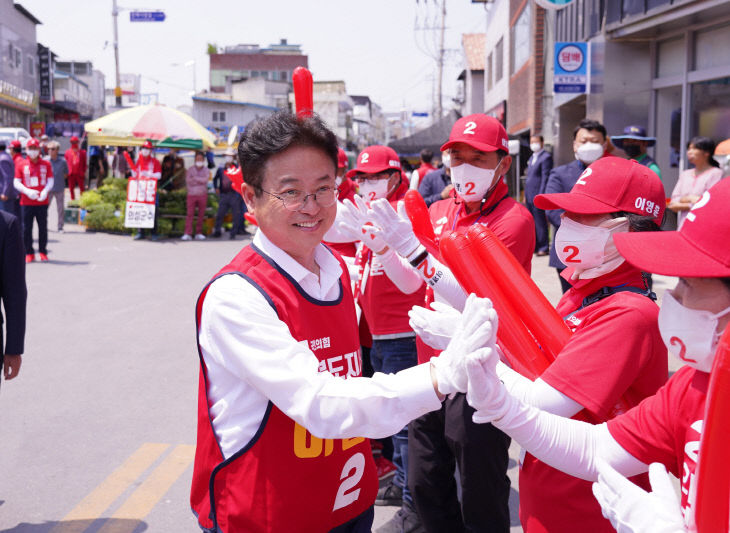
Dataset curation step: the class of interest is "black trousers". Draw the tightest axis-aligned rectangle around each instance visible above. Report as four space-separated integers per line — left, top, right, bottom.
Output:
408 393 511 533
214 192 242 235
22 204 48 255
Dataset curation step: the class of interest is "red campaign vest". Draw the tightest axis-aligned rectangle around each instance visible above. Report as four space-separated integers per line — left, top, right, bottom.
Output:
191 244 378 533
18 159 52 206
135 155 161 179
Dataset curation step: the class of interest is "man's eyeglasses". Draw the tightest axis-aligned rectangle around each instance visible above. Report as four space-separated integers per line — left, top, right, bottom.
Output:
262 186 338 211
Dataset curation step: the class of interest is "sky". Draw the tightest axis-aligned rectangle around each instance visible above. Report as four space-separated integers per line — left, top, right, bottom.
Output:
23 0 490 119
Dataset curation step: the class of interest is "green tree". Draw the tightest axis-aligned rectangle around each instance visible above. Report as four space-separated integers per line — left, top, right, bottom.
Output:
207 43 218 55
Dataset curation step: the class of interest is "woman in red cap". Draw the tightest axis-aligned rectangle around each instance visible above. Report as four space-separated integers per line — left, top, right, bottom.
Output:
464 177 730 532
64 135 86 200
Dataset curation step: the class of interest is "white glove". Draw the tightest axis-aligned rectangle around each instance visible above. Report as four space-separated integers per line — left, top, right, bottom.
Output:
592 460 686 533
38 189 48 202
465 346 514 423
363 199 422 259
338 196 387 252
26 189 40 201
409 301 461 351
431 294 497 396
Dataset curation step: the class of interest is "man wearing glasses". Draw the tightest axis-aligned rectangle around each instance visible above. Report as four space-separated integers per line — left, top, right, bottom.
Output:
190 112 493 533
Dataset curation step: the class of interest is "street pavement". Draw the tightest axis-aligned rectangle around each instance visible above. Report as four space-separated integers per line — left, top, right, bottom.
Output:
0 213 680 533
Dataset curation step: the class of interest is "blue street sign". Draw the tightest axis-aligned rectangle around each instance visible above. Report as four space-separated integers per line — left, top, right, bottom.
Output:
130 11 165 22
554 42 589 94
412 112 429 117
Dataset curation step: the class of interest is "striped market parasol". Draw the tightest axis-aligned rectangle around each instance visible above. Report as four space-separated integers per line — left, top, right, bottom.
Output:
84 104 217 149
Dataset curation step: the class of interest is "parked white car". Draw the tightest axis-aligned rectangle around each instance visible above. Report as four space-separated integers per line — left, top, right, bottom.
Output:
0 127 32 148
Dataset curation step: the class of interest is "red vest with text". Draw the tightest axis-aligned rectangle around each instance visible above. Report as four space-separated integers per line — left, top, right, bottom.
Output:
15 158 52 206
191 244 378 533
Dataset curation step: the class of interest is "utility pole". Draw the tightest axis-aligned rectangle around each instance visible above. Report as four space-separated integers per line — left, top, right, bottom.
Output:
436 0 446 121
112 0 122 107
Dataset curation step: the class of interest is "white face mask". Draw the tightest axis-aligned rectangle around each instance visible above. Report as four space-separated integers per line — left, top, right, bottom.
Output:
450 162 500 202
575 142 604 164
140 148 151 157
358 179 390 202
441 152 451 169
530 143 542 153
658 290 730 373
224 155 234 164
27 149 40 159
555 216 629 279
195 160 204 168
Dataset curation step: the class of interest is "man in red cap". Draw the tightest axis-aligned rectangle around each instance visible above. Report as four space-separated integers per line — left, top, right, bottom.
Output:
14 138 54 262
132 140 162 240
10 140 23 165
64 135 87 200
464 176 730 533
347 115 534 532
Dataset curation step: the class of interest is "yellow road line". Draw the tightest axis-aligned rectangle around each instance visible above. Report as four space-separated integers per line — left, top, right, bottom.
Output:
96 444 196 533
50 443 171 533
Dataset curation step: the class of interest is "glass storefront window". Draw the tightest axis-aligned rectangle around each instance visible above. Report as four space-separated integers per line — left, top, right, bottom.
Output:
656 37 684 78
691 77 730 142
694 25 730 71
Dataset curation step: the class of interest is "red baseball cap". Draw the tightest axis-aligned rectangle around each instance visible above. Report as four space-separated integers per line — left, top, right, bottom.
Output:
614 179 730 278
10 140 22 149
142 140 154 149
345 145 401 178
440 114 510 153
534 157 665 224
70 135 79 144
26 138 40 149
337 148 348 169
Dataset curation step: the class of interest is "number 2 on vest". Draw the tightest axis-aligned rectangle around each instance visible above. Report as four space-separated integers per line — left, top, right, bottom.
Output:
332 452 365 511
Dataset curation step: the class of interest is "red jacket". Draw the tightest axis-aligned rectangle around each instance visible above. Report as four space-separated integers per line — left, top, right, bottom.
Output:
64 148 87 176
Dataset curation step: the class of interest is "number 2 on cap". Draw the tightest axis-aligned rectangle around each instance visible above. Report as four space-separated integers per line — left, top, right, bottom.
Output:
562 245 580 263
360 152 369 164
463 121 477 135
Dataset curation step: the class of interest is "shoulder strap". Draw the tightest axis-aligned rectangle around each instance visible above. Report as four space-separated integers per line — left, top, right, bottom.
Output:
580 281 657 310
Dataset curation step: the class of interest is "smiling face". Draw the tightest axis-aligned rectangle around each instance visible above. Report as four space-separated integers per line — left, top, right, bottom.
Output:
243 144 337 270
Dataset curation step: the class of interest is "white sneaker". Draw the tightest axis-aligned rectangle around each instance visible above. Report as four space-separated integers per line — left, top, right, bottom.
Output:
181 234 192 241
194 233 206 240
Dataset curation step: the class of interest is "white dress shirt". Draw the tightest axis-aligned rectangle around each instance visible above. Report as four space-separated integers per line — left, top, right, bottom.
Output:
199 229 441 458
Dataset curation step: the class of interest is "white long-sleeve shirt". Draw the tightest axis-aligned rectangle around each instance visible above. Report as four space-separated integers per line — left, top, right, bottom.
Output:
199 230 441 458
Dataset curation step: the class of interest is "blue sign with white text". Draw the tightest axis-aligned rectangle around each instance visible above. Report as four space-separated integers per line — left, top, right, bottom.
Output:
130 11 166 22
554 42 589 94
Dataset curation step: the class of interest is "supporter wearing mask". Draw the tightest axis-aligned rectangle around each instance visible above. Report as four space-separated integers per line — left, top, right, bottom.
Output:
417 150 453 207
611 125 661 178
132 140 161 241
462 177 730 533
182 151 210 241
334 145 427 530
344 115 534 533
544 118 609 293
13 138 54 262
525 135 554 257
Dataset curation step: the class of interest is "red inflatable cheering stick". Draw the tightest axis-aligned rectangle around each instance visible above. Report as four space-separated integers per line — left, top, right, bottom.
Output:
292 67 314 118
466 225 571 362
439 231 547 379
123 151 137 178
404 190 439 257
695 326 730 533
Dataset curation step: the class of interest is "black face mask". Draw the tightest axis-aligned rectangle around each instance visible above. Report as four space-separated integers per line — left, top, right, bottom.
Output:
623 144 642 158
